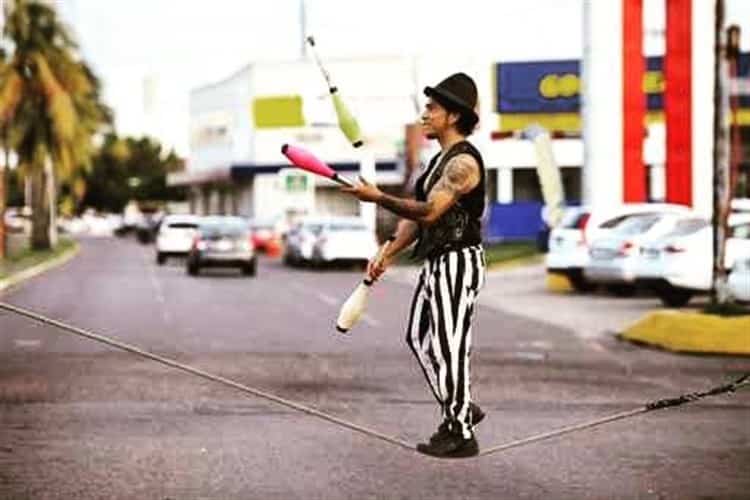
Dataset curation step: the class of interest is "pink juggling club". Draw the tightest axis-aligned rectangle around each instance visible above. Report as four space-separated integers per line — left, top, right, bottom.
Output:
281 144 354 187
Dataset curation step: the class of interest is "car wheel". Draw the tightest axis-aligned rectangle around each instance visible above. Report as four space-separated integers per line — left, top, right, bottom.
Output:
606 284 637 297
242 259 257 277
569 272 596 293
156 252 166 265
657 287 693 308
283 253 295 267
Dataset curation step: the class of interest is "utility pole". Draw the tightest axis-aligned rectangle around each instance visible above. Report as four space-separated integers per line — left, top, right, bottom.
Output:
299 0 307 59
711 0 732 306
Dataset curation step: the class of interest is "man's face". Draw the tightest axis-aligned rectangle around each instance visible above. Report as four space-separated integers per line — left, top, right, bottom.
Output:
421 97 457 139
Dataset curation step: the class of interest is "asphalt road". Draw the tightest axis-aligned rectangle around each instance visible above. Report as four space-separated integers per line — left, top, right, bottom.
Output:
1 237 749 500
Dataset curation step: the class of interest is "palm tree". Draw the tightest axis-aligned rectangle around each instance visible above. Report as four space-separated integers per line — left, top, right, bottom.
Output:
0 0 110 250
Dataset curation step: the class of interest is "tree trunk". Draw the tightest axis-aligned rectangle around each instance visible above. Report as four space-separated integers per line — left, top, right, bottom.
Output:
30 163 51 251
0 161 6 260
46 157 58 247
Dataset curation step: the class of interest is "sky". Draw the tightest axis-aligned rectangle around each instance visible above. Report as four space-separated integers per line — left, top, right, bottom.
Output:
46 0 750 156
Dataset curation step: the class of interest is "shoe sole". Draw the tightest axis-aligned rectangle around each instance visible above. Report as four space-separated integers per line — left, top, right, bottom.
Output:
417 440 479 459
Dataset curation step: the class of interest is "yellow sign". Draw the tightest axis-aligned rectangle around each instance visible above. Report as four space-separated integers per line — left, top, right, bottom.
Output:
252 95 305 129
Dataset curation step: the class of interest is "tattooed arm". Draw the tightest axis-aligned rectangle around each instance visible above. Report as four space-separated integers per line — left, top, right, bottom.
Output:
342 154 480 225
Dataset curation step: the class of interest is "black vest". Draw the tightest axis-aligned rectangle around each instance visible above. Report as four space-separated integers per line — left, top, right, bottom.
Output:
411 140 485 260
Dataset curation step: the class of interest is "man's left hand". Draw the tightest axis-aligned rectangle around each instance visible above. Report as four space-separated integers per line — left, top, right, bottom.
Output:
340 176 382 203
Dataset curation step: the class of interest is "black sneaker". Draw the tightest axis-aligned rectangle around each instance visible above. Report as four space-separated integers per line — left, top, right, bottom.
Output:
417 431 479 458
429 403 486 444
470 402 485 426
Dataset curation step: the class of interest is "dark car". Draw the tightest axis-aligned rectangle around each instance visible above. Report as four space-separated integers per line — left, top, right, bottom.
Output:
186 216 257 277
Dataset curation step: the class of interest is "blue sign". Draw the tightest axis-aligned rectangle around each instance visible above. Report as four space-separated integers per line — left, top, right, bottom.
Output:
496 54 750 114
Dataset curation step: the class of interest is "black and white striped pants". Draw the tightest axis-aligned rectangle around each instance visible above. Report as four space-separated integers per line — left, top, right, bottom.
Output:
405 245 485 438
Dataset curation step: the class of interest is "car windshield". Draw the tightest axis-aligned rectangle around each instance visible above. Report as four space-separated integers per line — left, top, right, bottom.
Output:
559 209 589 229
731 223 750 239
199 220 247 238
168 222 197 229
327 223 368 231
661 218 709 238
303 223 324 235
611 213 662 235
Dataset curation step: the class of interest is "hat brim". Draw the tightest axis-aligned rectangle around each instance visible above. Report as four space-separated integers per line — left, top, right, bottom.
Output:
424 86 478 123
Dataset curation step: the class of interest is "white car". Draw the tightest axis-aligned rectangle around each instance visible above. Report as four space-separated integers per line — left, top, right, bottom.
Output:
546 203 691 291
728 256 750 303
284 216 378 267
584 211 697 296
636 213 750 307
155 214 201 264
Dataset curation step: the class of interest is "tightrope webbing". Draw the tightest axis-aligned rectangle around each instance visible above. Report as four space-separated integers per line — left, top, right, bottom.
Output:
478 373 750 457
0 301 414 451
2 300 747 458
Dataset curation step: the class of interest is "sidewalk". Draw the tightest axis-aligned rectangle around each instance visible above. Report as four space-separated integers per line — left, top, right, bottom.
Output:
387 261 657 340
387 260 749 354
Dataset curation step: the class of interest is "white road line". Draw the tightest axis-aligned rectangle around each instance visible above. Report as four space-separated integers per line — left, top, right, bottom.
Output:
316 292 339 307
14 339 41 348
140 247 172 325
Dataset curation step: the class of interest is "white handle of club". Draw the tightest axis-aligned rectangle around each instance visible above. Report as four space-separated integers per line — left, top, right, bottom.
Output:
331 173 354 187
306 36 333 90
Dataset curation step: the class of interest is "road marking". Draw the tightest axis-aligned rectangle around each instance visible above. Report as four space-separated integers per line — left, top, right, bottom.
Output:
140 247 172 326
316 292 338 306
14 339 41 348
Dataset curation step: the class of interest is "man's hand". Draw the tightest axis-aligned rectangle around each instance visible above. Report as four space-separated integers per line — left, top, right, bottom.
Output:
340 176 383 203
366 250 393 282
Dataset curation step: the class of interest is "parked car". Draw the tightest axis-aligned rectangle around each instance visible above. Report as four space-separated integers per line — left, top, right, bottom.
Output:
546 203 691 292
249 217 283 256
3 206 32 235
728 256 750 303
155 214 200 264
284 216 378 268
636 213 750 307
584 211 697 296
186 216 256 277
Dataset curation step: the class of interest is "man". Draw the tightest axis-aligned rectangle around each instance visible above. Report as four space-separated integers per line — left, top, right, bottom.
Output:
341 72 486 458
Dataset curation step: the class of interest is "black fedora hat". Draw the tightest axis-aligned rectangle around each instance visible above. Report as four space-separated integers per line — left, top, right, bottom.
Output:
424 72 479 125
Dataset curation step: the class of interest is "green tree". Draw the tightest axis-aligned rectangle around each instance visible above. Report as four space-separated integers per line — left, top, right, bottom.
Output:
0 0 111 250
82 134 186 214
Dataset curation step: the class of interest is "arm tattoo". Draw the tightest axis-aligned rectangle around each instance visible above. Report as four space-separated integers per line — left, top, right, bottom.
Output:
376 193 433 221
430 154 480 200
375 154 479 222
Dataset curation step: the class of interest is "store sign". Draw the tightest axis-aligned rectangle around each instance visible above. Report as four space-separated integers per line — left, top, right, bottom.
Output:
277 168 315 211
495 54 750 132
252 95 305 129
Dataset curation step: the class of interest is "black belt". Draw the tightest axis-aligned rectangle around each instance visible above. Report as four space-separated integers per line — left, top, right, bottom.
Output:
426 241 482 261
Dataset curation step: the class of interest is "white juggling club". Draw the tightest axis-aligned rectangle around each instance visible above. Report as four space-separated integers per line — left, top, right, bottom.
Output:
335 239 392 334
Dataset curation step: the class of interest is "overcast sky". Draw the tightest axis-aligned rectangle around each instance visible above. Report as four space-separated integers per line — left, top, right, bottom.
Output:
49 0 750 155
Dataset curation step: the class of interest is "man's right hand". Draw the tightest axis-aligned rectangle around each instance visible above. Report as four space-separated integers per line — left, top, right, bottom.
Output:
366 252 392 283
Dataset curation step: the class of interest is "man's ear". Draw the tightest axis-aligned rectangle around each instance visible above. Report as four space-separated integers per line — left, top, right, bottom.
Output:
447 111 460 127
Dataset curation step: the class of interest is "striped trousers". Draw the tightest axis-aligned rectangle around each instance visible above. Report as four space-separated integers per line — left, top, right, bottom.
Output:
405 245 485 438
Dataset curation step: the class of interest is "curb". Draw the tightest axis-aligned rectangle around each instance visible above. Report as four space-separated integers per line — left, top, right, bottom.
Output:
0 241 80 293
486 254 544 272
619 310 750 356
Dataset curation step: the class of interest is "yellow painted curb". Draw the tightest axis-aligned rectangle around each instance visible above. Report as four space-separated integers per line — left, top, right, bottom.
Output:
621 310 750 355
546 272 574 293
486 254 544 271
